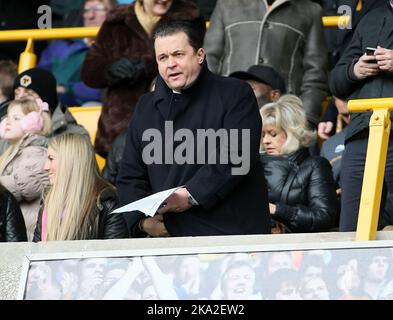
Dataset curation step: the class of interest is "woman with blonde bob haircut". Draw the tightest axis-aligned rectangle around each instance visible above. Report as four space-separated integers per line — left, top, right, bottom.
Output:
260 95 315 155
260 95 337 233
0 98 52 240
33 133 128 241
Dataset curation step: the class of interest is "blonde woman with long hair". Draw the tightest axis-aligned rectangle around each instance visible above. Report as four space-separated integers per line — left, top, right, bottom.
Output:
260 95 337 233
33 133 128 241
0 98 51 240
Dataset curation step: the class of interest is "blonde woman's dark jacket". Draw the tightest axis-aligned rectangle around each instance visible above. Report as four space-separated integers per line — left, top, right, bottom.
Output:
261 148 337 232
33 187 129 241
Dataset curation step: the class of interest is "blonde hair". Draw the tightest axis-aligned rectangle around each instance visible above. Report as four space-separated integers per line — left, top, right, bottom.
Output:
9 98 52 135
260 94 316 155
0 99 52 172
45 133 111 241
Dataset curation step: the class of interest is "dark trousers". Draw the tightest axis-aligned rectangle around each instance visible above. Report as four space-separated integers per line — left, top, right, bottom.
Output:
340 134 393 231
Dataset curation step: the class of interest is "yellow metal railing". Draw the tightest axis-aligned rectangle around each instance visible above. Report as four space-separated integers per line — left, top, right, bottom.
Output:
205 16 349 29
0 27 99 73
348 98 393 241
322 15 350 28
0 15 350 73
0 15 351 74
0 27 99 42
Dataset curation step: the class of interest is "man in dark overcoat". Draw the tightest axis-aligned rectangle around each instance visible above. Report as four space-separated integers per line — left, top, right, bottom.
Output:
117 20 270 237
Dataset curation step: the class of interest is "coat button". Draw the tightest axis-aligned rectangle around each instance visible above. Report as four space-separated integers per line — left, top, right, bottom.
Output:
259 57 264 64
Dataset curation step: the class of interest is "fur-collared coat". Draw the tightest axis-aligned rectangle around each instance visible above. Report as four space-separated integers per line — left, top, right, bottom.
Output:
81 1 202 157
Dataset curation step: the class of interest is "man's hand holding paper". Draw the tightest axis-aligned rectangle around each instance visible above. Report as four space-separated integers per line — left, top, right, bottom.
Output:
111 186 185 217
156 187 191 214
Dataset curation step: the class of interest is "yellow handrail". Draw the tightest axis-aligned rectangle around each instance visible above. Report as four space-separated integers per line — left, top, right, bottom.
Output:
322 15 350 28
0 14 349 43
348 98 393 241
18 38 36 74
0 27 99 42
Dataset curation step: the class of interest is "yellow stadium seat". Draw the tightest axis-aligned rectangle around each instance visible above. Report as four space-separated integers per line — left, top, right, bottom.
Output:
68 106 106 171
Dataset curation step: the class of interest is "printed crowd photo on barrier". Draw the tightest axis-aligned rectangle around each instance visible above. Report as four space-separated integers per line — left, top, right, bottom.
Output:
20 246 393 300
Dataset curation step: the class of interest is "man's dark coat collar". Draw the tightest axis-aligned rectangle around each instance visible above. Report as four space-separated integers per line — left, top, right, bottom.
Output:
153 61 210 120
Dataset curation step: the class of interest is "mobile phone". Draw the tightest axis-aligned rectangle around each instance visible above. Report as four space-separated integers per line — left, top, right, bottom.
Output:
365 47 377 56
365 47 377 63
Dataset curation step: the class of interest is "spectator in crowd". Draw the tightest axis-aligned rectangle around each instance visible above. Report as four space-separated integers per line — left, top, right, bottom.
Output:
329 1 393 231
117 20 270 237
322 0 385 70
230 65 286 109
101 260 132 294
77 258 109 299
299 254 329 288
38 0 117 107
318 0 384 140
173 255 207 299
0 61 17 120
299 276 330 300
263 251 294 277
0 99 51 240
13 68 89 137
0 68 90 155
260 95 337 233
81 0 203 158
25 261 62 300
217 260 261 300
103 256 180 299
0 183 27 242
358 251 393 299
33 133 128 241
204 0 329 128
320 96 350 192
331 251 369 300
262 268 301 300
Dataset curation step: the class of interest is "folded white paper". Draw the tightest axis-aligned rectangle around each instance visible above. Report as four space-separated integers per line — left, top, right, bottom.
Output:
111 186 183 217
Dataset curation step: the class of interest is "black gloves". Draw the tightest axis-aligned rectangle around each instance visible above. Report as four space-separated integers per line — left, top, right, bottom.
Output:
107 57 145 86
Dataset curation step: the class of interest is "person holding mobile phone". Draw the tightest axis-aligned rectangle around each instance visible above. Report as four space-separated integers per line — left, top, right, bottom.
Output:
329 0 393 232
317 0 385 142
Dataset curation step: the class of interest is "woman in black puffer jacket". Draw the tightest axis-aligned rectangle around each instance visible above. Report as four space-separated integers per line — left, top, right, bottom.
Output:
260 95 337 233
0 184 27 242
